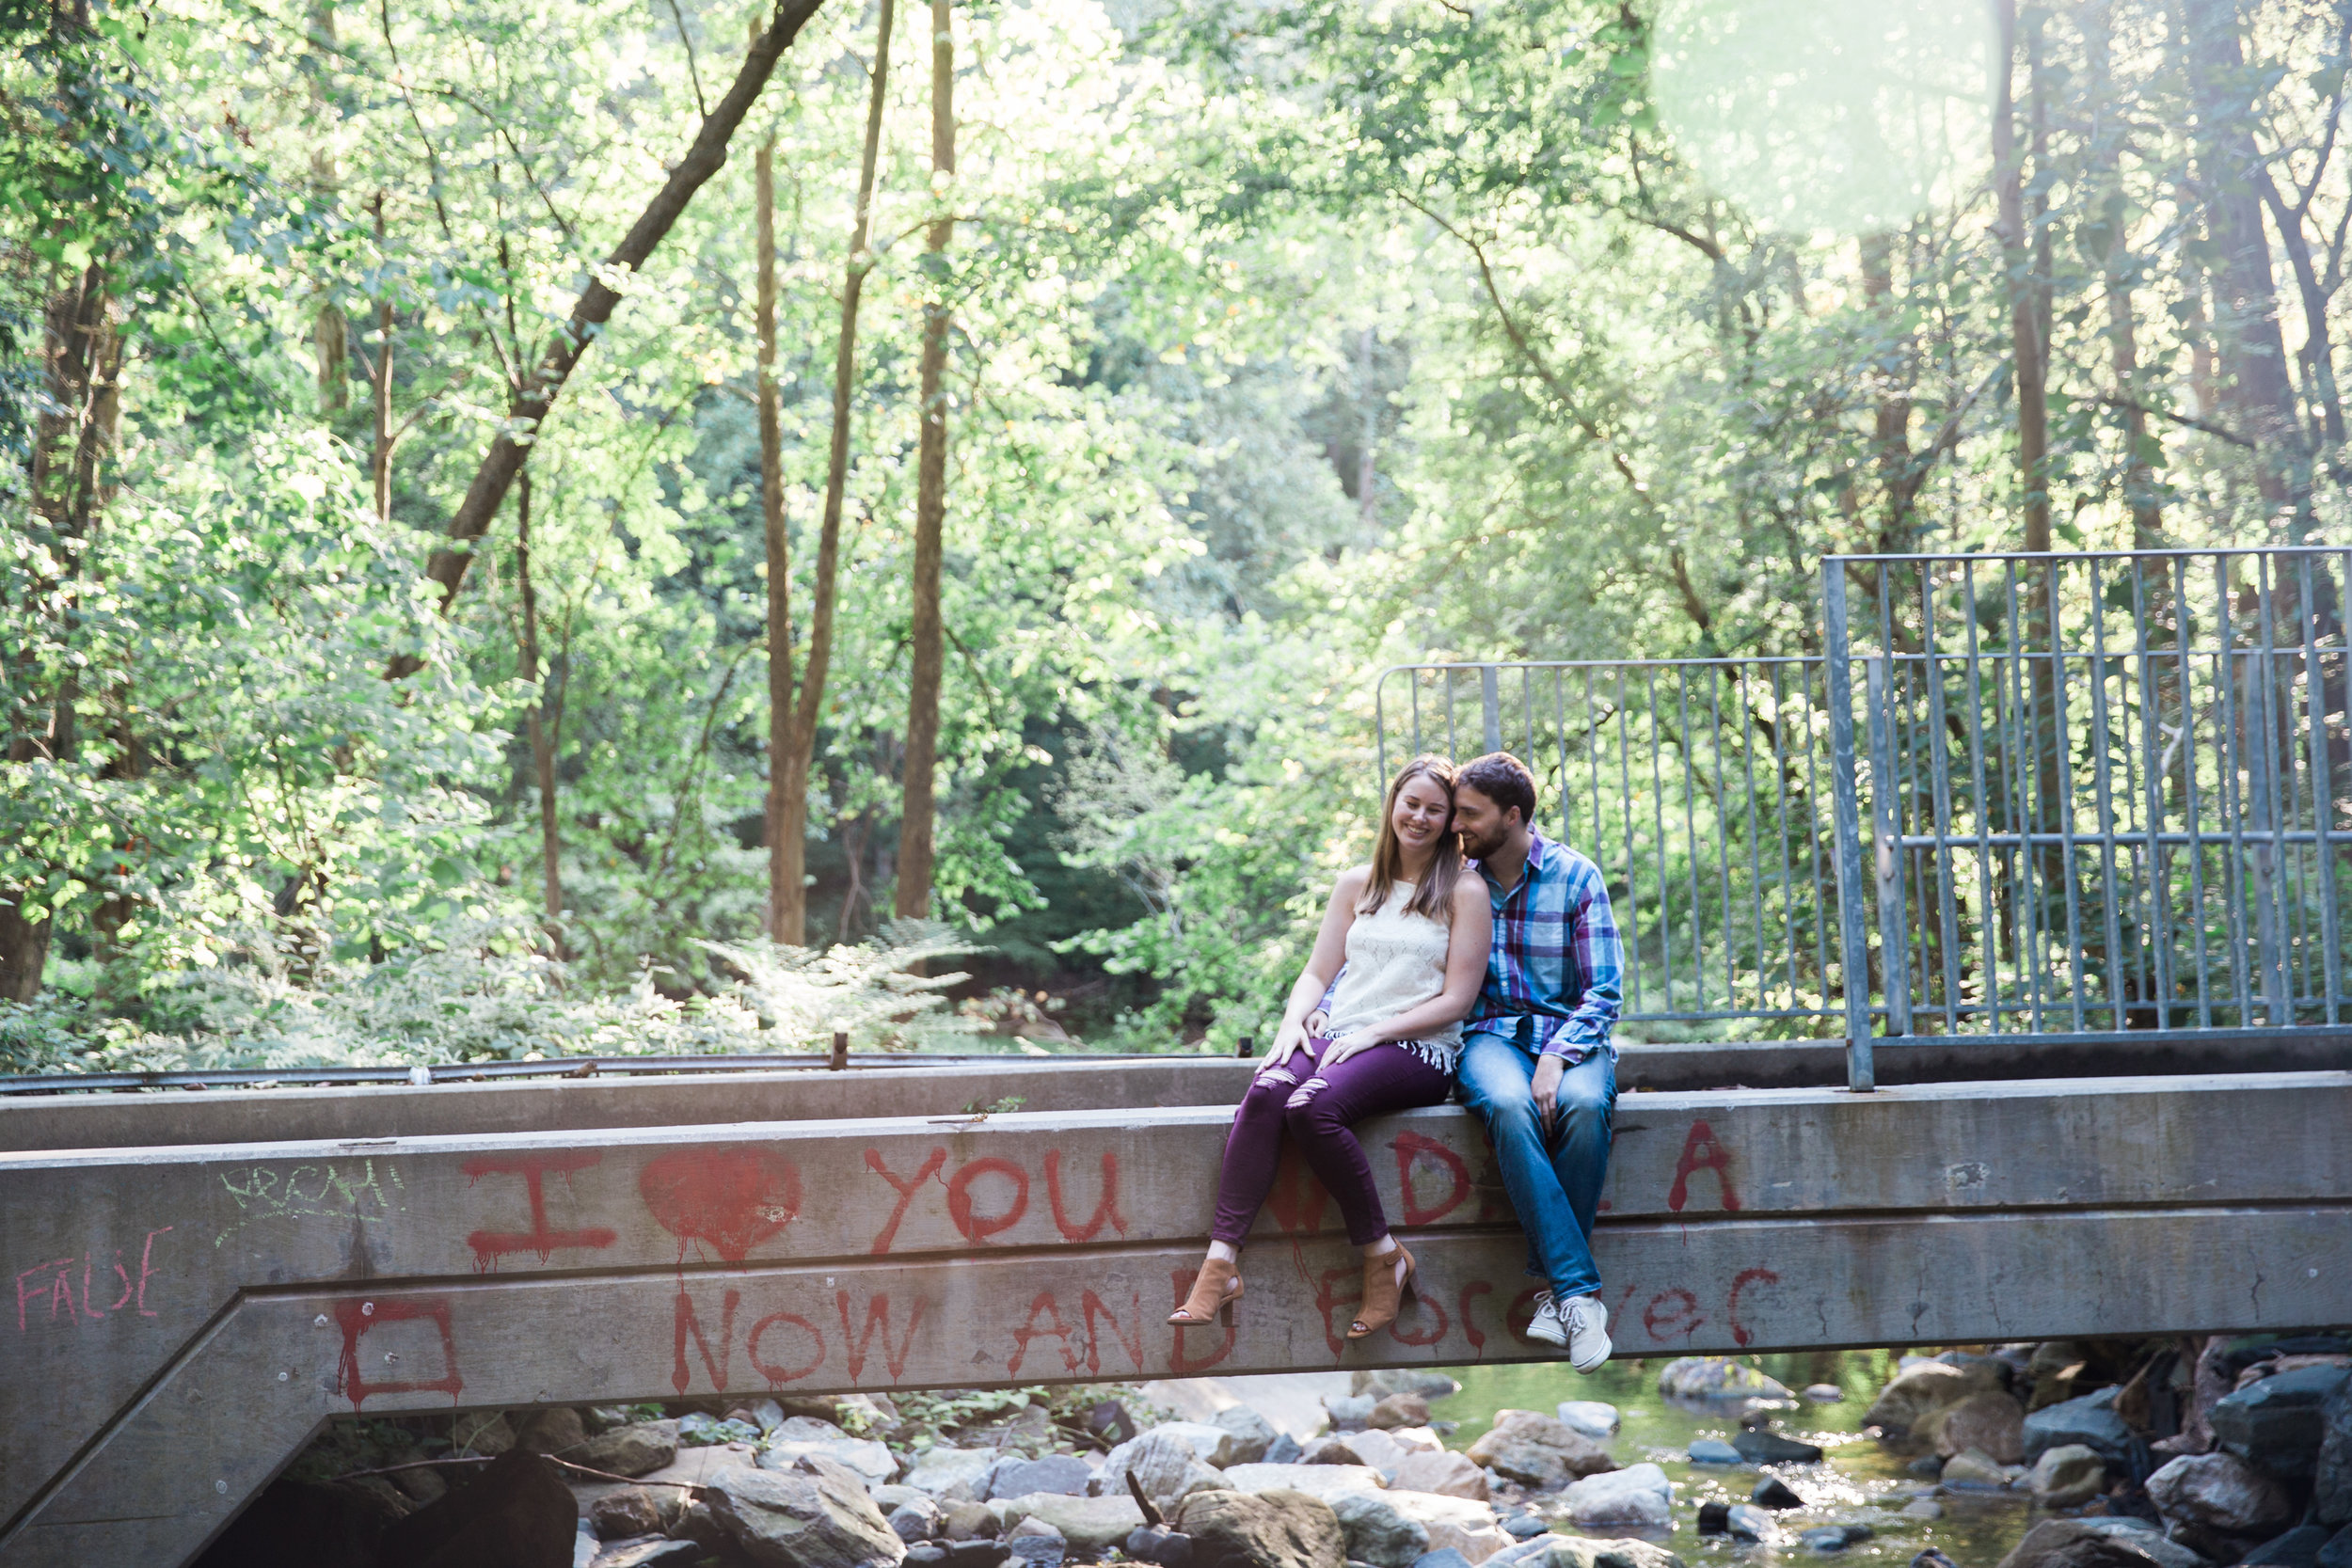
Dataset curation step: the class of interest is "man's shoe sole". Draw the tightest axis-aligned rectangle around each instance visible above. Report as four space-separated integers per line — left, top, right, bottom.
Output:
1568 1331 1613 1373
1524 1319 1567 1347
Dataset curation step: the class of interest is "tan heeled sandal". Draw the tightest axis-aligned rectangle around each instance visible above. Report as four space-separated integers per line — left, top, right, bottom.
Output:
1347 1242 1416 1338
1168 1257 1244 1324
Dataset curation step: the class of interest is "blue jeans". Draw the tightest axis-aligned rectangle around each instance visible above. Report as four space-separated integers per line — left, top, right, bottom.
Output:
1454 1031 1615 1300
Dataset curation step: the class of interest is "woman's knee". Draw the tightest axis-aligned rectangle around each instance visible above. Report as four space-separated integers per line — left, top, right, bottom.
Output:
1280 1079 1345 1138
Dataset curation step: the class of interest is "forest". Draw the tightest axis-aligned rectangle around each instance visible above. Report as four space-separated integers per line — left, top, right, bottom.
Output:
4 0 2347 1069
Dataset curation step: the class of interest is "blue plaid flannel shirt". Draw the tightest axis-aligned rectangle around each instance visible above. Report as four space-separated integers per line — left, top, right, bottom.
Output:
1465 829 1623 1063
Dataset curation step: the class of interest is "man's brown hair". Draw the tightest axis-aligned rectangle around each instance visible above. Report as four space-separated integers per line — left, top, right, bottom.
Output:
1456 752 1537 826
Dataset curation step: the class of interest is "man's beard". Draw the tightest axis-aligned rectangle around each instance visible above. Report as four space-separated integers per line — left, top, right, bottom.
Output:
1458 823 1508 862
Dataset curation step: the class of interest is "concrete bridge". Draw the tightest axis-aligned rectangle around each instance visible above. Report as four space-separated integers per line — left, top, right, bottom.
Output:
2 1049 2348 1567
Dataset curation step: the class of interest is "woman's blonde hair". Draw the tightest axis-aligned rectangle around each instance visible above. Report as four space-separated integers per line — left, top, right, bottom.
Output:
1360 754 1464 920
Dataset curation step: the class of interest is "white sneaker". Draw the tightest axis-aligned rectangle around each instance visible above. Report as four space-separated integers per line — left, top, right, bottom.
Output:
1524 1290 1568 1347
1559 1292 1613 1373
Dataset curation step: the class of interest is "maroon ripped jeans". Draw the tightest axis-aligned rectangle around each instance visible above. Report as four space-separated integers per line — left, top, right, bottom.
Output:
1209 1038 1453 1247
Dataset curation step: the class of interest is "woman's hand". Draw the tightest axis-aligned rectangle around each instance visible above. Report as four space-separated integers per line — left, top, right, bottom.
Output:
1317 1025 1386 1071
1271 1017 1313 1066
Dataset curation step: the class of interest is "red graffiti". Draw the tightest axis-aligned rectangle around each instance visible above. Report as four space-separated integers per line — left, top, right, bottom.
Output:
1388 1286 1449 1348
13 1227 169 1332
462 1151 616 1269
336 1295 462 1409
1457 1280 1492 1354
1043 1150 1126 1242
1080 1289 1144 1376
1642 1286 1705 1342
1167 1267 1235 1374
1008 1291 1073 1377
1473 1155 1517 1225
1726 1267 1780 1348
1391 1132 1470 1226
836 1291 924 1383
641 1147 802 1264
1312 1267 1359 1356
945 1157 1029 1243
748 1308 826 1386
864 1147 947 1254
1665 1119 1741 1212
1504 1287 1544 1345
1264 1146 1331 1235
673 1286 740 1393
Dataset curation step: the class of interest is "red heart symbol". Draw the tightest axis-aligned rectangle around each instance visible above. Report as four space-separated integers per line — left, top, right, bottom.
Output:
640 1147 802 1263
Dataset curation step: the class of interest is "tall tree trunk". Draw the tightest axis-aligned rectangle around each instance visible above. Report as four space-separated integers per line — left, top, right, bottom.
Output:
309 0 348 416
895 0 954 925
1859 231 1918 551
383 0 833 678
2260 166 2347 454
1994 0 2050 554
372 192 394 521
775 0 894 944
758 135 795 942
2090 0 2162 546
515 472 563 935
2185 0 2313 534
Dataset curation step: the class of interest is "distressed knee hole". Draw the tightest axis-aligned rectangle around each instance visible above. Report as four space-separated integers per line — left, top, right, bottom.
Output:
1285 1077 1328 1111
1253 1068 1298 1091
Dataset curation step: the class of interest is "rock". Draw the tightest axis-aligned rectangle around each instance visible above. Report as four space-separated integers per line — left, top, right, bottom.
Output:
594 1487 667 1540
1387 1428 1445 1456
1929 1390 2028 1464
1914 1550 1960 1568
1089 1402 1139 1447
1327 1396 1379 1433
575 1421 681 1480
1127 1526 1186 1565
1314 1431 1409 1471
2321 1526 2352 1568
1223 1465 1390 1502
675 1498 731 1555
1484 1535 1685 1568
2030 1446 2106 1509
1901 1498 1943 1521
2147 1453 2293 1559
982 1455 1092 1502
763 1418 901 1485
891 1498 946 1544
1215 1407 1280 1467
2027 1392 2151 1481
1503 1516 1549 1539
1391 1450 1491 1501
1942 1448 2010 1490
1867 1364 1978 1434
1752 1478 1804 1510
1465 1413 1616 1490
1369 1396 1432 1431
454 1410 518 1456
192 1478 406 1566
1554 1402 1619 1440
519 1405 589 1454
1658 1358 1795 1404
1804 1386 1845 1404
1802 1528 1856 1552
989 1494 1147 1556
681 1412 765 1447
1696 1502 1730 1535
907 1449 1000 1497
1725 1506 1772 1542
1688 1439 1742 1465
1007 1515 1066 1568
706 1462 906 1568
2246 1526 2333 1568
946 1544 1011 1568
906 1549 950 1568
1557 1465 1671 1528
1415 1553 1475 1568
1358 1371 1464 1403
379 1449 578 1568
1267 1434 1305 1466
1333 1490 1507 1567
1097 1430 1232 1509
2212 1367 2352 1481
1174 1488 1346 1568
1994 1518 2210 1568
596 1540 706 1567
944 1504 1000 1540
1732 1428 1822 1464
2322 1380 2352 1528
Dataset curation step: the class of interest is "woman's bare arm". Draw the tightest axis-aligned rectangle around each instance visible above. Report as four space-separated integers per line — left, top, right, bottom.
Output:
1271 870 1365 1064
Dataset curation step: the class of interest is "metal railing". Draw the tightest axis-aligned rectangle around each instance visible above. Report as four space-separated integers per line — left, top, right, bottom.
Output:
1376 658 1847 1039
1379 546 2352 1090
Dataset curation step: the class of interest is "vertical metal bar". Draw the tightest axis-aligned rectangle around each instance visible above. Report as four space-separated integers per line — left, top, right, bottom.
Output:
2086 560 2128 1029
2043 562 2089 1034
1648 668 1676 1013
1705 667 1737 1013
1825 561 1875 1089
1961 561 2000 1036
2298 552 2341 1022
1771 662 1802 1011
1617 666 1645 1018
1677 669 1706 1012
2217 555 2256 1023
1867 652 1914 1038
1738 666 1768 1018
2133 559 2176 1031
2252 556 2290 1022
1481 665 1502 755
1377 673 1391 785
1922 572 1963 1035
2178 554 2215 1029
1410 668 1425 756
2006 564 2044 1034
1804 658 1835 1022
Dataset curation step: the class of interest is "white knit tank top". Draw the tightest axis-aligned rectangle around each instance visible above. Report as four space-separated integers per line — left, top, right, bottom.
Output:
1322 879 1462 1075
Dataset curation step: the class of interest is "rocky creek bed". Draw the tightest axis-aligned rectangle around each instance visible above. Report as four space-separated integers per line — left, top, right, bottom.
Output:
201 1332 2352 1568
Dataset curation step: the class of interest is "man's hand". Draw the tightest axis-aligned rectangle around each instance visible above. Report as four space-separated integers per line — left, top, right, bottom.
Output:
1532 1052 1566 1134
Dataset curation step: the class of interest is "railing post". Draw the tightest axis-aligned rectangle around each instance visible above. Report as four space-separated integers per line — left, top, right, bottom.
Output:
1867 653 1914 1040
1823 560 1876 1091
1481 666 1502 754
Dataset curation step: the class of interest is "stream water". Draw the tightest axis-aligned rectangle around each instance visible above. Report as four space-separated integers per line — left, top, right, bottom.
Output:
1432 1352 2042 1568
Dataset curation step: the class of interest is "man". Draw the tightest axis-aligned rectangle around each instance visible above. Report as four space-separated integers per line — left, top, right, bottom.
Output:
1450 752 1623 1372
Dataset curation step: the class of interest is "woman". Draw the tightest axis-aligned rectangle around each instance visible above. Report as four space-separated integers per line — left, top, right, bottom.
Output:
1169 755 1492 1339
